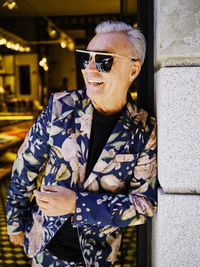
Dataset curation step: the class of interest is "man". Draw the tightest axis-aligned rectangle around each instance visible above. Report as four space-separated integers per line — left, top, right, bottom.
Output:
7 20 157 267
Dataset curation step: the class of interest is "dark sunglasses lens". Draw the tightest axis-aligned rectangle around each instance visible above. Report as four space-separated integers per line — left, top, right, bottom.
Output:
76 51 90 69
95 55 114 72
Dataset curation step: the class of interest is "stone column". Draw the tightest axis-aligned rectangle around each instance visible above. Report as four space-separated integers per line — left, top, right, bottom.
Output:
152 0 200 266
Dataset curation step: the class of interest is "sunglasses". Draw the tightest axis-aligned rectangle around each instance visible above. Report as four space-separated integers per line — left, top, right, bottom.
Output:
76 49 138 73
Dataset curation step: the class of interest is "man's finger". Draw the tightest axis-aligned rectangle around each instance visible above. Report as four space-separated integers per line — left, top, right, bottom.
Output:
36 198 48 206
34 190 55 201
36 197 57 211
41 185 61 192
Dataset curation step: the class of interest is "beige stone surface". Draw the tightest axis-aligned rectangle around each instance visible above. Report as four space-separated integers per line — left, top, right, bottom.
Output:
156 67 200 193
154 0 200 67
152 189 200 267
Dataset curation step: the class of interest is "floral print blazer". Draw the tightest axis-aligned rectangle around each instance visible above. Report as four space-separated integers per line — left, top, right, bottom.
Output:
7 88 157 267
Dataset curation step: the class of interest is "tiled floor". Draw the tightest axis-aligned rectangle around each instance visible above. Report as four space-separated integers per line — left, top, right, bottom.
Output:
0 176 136 267
115 226 137 267
0 177 31 267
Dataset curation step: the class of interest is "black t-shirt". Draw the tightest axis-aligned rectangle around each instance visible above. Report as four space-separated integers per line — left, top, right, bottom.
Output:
85 107 121 179
46 107 121 261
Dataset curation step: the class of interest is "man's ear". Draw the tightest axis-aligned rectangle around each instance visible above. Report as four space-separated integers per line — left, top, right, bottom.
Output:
129 60 141 82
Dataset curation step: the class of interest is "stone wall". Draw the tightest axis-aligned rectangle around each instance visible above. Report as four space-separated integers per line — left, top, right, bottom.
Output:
154 0 200 68
152 0 200 266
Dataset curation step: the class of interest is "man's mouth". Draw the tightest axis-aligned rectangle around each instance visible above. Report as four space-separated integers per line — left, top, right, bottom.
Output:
88 80 103 85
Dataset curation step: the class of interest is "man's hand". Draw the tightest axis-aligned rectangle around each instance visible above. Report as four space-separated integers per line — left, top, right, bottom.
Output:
9 232 24 246
33 185 76 216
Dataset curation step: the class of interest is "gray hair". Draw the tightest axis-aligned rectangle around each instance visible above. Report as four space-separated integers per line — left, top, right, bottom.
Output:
95 20 146 66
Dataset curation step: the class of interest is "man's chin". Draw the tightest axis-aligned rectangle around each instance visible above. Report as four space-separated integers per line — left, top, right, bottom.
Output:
86 85 104 98
86 88 104 108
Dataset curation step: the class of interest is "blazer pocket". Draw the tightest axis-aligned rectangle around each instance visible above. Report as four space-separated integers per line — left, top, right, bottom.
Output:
114 154 135 162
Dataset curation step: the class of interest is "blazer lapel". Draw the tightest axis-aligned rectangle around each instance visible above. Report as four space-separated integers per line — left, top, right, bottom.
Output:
82 98 138 191
75 97 93 189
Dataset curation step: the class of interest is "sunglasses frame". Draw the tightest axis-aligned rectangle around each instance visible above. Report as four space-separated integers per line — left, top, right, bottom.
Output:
76 49 138 72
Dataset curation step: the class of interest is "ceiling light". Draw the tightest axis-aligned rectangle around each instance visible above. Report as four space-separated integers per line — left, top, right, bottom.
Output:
43 66 48 71
2 0 17 10
68 40 75 51
0 27 31 53
6 41 13 49
39 57 48 71
0 38 6 45
39 58 47 66
13 43 20 50
60 40 67 48
25 46 31 52
47 22 57 39
49 28 57 39
19 46 26 52
133 22 138 28
19 0 74 51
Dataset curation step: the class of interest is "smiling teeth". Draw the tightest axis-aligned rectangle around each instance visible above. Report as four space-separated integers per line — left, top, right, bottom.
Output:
89 80 103 84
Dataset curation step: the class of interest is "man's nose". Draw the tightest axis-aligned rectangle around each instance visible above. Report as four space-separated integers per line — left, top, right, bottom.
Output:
85 57 97 71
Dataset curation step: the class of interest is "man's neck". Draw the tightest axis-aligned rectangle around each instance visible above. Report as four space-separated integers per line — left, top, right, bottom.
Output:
91 98 127 116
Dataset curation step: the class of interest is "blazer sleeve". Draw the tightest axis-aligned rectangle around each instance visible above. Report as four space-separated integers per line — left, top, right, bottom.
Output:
73 119 157 228
6 94 53 235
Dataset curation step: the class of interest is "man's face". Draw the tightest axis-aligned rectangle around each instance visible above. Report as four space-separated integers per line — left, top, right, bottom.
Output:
81 32 141 113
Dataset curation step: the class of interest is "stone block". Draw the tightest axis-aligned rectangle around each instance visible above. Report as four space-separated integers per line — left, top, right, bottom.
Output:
154 0 200 67
152 189 200 267
156 67 200 193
